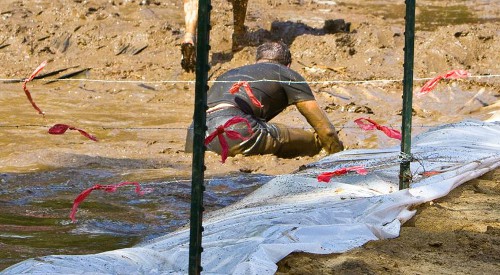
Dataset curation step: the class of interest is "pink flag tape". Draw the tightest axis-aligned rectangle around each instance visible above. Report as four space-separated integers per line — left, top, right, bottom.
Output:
317 166 369 182
23 61 48 115
204 116 253 163
419 69 471 95
69 182 148 222
228 81 264 108
48 124 98 141
354 117 402 140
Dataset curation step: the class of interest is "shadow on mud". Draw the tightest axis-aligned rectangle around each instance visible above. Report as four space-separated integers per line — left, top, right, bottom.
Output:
210 18 351 67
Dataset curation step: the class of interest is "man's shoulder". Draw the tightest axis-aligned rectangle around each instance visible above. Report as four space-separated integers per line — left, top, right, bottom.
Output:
217 63 279 78
250 62 304 78
239 62 292 71
218 62 305 82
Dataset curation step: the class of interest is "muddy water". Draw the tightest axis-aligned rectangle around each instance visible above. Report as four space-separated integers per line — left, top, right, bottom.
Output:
1 69 498 270
0 166 271 269
0 80 195 269
0 80 193 171
341 0 500 31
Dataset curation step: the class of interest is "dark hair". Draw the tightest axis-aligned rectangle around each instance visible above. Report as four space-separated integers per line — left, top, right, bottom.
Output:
255 41 292 66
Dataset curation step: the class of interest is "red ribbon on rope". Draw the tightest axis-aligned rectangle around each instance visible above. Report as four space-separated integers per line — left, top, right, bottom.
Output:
204 116 253 163
69 182 147 222
419 69 471 95
23 60 48 115
228 81 264 108
317 166 368 183
48 124 98 141
354 117 402 140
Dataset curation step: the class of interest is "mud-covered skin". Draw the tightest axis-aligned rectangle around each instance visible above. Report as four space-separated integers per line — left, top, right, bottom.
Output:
181 42 196 72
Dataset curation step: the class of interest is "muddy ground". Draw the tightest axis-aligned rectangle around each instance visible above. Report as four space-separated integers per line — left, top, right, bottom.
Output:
0 0 499 273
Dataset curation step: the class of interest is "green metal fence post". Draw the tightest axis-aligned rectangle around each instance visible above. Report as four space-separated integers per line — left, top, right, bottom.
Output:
399 0 416 190
188 0 212 273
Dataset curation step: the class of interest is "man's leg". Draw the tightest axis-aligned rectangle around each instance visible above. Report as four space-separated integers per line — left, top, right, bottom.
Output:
181 0 197 72
270 123 323 158
230 0 248 51
183 0 197 45
239 122 322 157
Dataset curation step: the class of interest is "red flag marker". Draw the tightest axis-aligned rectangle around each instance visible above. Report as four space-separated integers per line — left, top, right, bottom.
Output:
354 117 402 140
69 182 147 222
317 166 369 183
23 61 48 115
48 124 98 141
419 70 471 95
229 81 264 108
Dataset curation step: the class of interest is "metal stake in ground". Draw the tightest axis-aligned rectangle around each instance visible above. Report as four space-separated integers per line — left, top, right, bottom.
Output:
399 0 416 190
188 0 212 273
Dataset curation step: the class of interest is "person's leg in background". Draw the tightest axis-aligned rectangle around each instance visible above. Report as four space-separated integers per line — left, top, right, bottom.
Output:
230 0 249 51
181 0 197 72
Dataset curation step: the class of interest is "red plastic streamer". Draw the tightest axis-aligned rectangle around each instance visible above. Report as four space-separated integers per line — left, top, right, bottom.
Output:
419 70 471 95
317 166 369 183
422 171 441 177
204 116 253 163
69 182 146 222
354 117 402 140
48 124 98 141
22 60 48 115
228 81 264 108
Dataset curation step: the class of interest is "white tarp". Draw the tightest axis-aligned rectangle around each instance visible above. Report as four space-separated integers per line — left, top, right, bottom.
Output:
2 119 499 274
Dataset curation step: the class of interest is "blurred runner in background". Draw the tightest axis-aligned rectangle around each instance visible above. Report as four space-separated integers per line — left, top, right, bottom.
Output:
181 0 249 72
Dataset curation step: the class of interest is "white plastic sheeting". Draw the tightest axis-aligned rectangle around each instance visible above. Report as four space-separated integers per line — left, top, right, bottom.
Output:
2 119 499 274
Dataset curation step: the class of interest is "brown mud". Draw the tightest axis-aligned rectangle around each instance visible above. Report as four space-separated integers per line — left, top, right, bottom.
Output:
0 0 499 273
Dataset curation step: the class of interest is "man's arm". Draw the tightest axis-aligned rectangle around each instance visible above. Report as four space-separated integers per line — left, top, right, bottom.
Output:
296 100 344 154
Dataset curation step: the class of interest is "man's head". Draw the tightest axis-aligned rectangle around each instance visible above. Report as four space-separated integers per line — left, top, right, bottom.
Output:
255 41 292 66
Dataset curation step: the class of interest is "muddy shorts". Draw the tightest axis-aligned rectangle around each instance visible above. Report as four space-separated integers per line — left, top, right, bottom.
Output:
185 107 322 158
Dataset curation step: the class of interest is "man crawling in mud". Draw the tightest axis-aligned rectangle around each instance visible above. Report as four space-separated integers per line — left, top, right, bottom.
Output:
186 41 344 158
181 0 249 72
